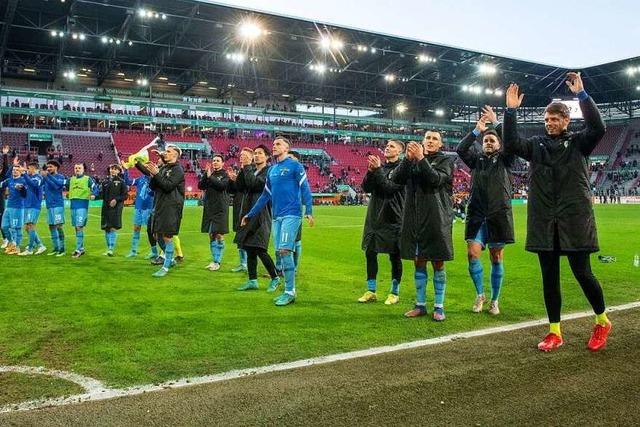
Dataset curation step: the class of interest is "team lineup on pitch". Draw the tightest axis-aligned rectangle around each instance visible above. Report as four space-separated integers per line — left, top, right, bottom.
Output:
0 6 639 417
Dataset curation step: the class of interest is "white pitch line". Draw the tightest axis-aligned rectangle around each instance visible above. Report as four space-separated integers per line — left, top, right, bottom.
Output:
1 300 638 414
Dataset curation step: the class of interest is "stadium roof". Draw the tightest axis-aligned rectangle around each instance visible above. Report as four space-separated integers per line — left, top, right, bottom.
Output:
1 0 639 117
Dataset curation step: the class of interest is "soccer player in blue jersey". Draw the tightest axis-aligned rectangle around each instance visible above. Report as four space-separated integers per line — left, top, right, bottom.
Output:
19 161 47 255
242 137 314 306
122 164 155 258
41 160 67 256
1 163 28 255
68 163 97 258
0 146 10 248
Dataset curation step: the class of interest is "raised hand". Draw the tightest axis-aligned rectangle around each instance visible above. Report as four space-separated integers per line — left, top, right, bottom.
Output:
566 72 584 94
481 105 498 124
1 145 9 155
475 116 488 133
227 168 238 181
506 84 524 109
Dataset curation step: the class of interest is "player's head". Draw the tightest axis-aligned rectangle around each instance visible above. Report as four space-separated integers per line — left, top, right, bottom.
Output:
254 144 271 166
74 163 85 176
288 150 300 161
211 154 224 170
163 145 182 164
423 130 443 154
544 102 571 136
46 160 60 173
11 165 22 178
239 147 254 165
272 137 290 159
109 164 122 176
27 161 39 174
482 129 501 154
385 140 404 160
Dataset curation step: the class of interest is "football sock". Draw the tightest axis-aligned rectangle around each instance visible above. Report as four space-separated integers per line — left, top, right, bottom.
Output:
469 258 484 296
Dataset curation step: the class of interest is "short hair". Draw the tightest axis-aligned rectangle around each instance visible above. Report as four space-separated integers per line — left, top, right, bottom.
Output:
545 102 570 119
255 144 272 157
109 163 122 172
212 154 224 161
240 147 254 155
274 137 291 148
482 129 501 142
387 139 405 152
166 144 182 156
425 129 443 139
46 160 60 169
27 161 39 168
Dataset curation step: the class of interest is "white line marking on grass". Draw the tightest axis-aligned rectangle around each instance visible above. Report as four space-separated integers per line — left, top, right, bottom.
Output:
1 301 638 414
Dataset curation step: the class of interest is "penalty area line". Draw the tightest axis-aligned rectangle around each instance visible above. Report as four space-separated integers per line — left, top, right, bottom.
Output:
1 300 639 414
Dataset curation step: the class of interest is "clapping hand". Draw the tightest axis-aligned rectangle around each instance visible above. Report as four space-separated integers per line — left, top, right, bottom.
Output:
367 155 381 171
146 162 159 176
565 72 584 94
481 105 497 124
506 83 524 109
227 168 238 181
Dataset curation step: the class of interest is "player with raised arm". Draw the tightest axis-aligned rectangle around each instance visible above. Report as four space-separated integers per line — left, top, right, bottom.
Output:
503 73 611 351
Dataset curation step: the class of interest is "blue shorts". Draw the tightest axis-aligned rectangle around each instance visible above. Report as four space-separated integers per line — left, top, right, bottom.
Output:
272 215 302 251
133 208 152 227
467 222 505 250
24 208 41 224
47 207 65 225
71 208 88 227
2 208 24 229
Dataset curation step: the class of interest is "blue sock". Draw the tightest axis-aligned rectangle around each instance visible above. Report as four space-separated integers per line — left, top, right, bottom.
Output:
162 240 174 269
282 252 296 295
34 230 42 246
469 258 484 296
104 231 110 249
215 240 225 263
275 251 282 272
415 267 428 306
50 228 60 251
15 228 23 247
366 279 377 292
57 228 65 252
3 226 12 242
28 229 37 250
131 230 141 253
491 261 504 301
210 240 217 262
150 244 158 256
294 240 302 270
158 239 166 252
110 231 117 250
239 248 247 267
433 269 447 308
76 229 84 251
390 279 400 295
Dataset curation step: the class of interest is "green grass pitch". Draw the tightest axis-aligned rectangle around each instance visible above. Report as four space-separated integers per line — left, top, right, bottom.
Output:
0 204 638 388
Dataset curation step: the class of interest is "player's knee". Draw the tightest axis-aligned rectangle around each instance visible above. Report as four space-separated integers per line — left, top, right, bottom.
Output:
490 249 504 263
278 249 291 256
432 260 445 271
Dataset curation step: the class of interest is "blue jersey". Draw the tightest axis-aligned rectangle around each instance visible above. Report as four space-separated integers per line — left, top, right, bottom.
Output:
42 173 67 208
22 172 44 209
246 157 313 219
1 176 28 209
123 169 154 210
